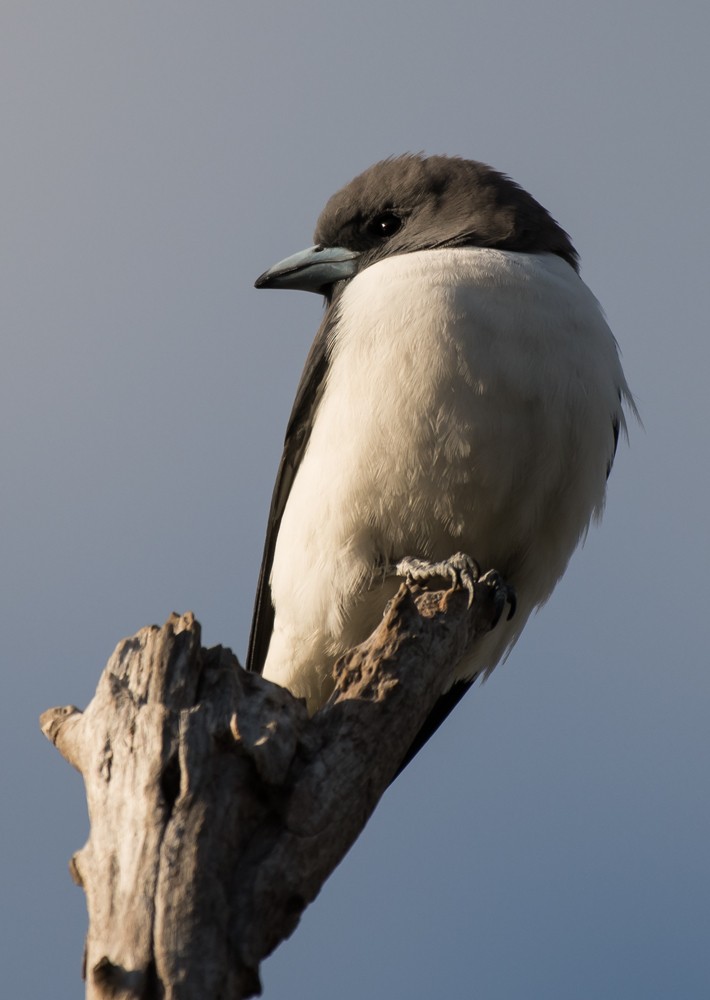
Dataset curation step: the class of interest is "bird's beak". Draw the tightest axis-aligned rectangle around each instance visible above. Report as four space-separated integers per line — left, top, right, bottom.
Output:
254 245 360 293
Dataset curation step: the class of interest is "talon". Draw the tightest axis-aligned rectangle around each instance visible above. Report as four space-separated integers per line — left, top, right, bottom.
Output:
479 570 517 625
389 552 480 606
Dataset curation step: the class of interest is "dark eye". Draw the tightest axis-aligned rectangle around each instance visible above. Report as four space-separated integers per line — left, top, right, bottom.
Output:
365 211 402 239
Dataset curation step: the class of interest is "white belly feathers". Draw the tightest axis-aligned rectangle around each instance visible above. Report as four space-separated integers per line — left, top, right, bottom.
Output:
262 248 628 710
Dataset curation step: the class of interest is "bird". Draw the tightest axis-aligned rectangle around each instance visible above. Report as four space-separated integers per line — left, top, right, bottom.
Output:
247 153 633 765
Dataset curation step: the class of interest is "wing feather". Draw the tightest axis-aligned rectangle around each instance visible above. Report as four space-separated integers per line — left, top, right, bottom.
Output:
246 306 338 674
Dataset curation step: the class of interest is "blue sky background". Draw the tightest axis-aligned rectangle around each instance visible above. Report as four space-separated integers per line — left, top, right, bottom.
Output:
2 2 709 997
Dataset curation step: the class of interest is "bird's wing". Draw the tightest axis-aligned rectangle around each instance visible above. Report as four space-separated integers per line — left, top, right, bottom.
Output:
246 306 337 674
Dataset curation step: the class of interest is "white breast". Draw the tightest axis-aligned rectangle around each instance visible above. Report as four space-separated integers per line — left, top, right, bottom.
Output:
263 248 629 710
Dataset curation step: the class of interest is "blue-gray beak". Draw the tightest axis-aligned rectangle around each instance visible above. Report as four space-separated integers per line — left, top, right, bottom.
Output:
255 245 360 293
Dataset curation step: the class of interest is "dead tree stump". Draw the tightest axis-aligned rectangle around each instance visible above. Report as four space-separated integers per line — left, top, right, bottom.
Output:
41 576 507 999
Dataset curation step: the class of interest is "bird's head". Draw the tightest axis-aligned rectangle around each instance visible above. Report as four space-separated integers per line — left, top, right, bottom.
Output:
254 153 578 296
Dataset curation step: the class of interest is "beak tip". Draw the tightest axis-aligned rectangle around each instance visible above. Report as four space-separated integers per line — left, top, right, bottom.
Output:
253 245 359 294
254 272 269 289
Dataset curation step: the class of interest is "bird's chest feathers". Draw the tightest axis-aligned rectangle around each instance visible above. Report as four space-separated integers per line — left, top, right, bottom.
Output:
316 249 580 499
275 248 610 584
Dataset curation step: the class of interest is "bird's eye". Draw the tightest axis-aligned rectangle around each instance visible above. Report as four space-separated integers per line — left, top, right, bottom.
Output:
366 211 402 239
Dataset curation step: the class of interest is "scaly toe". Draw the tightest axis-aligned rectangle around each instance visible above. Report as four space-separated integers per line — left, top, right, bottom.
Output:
392 552 481 607
479 569 517 625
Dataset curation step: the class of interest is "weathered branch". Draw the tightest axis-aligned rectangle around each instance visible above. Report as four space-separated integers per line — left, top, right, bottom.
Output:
41 576 507 999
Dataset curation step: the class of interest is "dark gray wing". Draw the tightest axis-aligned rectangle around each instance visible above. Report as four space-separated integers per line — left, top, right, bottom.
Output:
246 305 338 674
607 410 621 480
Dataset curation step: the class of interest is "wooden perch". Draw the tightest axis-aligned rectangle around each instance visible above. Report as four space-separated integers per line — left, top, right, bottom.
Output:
41 575 508 999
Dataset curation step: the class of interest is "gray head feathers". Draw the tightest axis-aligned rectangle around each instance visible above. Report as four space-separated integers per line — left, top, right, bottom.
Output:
314 153 579 272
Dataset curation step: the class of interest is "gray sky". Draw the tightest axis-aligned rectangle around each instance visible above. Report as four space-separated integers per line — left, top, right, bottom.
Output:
3 2 709 997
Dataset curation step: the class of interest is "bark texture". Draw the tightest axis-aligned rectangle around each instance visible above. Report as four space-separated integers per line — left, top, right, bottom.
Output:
41 576 507 999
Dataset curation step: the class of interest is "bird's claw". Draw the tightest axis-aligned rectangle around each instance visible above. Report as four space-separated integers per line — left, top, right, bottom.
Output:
391 552 481 607
478 569 517 627
386 554 516 626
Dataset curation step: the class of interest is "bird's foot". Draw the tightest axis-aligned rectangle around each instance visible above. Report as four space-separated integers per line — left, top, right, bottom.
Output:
477 569 517 625
389 552 481 608
387 554 516 623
